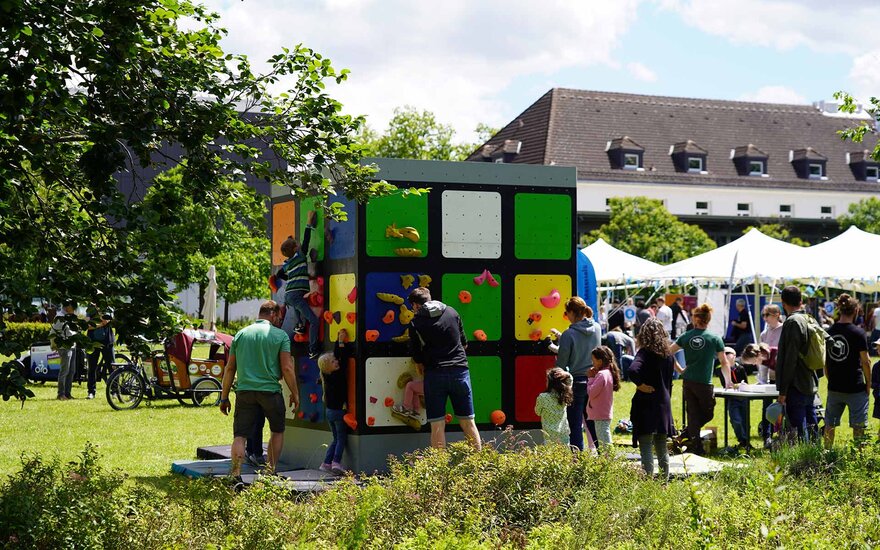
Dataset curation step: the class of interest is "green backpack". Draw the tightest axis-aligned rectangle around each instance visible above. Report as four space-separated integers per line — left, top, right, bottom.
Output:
799 315 829 371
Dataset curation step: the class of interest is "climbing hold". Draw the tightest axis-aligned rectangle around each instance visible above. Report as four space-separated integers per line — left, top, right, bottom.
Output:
293 332 308 343
400 226 420 242
347 286 357 304
540 289 561 309
365 330 379 342
395 247 422 257
473 329 487 341
309 412 319 423
268 274 279 293
377 292 404 305
528 312 542 325
333 311 342 324
382 310 396 324
323 310 334 324
367 416 376 426
490 410 506 426
445 413 453 424
369 396 378 404
401 274 415 289
418 274 432 287
399 304 414 324
485 270 499 287
391 331 410 343
346 312 357 325
297 411 305 419
343 413 357 430
385 223 404 239
384 397 395 407
529 329 543 341
473 270 488 286
309 393 318 404
458 290 472 304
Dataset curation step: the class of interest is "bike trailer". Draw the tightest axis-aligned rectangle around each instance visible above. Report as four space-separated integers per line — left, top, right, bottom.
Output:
154 329 232 390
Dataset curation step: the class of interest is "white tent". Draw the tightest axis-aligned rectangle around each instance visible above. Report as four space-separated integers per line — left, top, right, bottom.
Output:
797 226 880 291
580 238 663 284
647 228 808 284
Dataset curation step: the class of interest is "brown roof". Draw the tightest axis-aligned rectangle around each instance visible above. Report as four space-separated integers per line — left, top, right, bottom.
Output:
468 88 880 191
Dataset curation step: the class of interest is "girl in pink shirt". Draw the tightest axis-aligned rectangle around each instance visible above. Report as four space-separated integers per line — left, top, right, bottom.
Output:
587 346 622 447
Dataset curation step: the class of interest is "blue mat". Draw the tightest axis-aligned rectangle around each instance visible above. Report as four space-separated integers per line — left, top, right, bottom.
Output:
171 459 342 491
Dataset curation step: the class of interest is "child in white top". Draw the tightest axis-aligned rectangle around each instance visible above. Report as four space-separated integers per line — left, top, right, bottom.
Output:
534 367 574 445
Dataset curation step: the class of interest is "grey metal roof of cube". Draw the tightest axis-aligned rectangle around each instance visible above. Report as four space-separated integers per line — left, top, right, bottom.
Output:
466 88 880 192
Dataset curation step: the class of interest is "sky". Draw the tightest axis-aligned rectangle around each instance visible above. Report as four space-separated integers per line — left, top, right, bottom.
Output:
202 0 880 141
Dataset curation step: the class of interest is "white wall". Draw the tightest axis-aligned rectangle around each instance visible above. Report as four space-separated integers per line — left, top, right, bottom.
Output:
173 283 263 322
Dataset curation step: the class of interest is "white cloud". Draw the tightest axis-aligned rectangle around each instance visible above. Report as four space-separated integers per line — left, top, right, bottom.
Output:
849 50 880 99
738 85 807 105
200 0 641 140
626 61 657 82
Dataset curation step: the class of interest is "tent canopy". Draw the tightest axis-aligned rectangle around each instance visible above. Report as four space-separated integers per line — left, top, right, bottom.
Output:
798 226 880 291
580 238 662 284
647 228 807 284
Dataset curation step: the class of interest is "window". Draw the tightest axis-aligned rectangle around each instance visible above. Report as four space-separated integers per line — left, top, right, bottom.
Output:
687 157 703 172
867 166 879 181
623 153 640 169
821 206 833 215
737 203 750 211
808 163 823 178
748 160 765 176
696 201 708 209
779 204 791 212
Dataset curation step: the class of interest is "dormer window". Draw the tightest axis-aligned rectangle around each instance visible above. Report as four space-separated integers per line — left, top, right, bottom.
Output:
606 136 645 171
790 147 827 180
847 150 880 181
731 144 769 177
670 140 708 173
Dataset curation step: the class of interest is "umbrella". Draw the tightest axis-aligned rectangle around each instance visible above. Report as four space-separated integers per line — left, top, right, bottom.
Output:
202 265 217 331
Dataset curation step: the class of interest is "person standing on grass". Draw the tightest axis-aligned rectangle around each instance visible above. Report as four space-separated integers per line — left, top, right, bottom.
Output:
670 303 731 455
534 367 574 445
555 296 602 451
86 306 114 400
655 297 673 335
823 294 871 447
776 285 819 442
49 300 79 401
408 286 481 451
730 298 754 354
587 346 621 448
220 300 299 479
628 318 675 478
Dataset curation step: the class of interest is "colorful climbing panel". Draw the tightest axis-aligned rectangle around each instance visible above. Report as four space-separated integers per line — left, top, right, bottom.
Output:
513 274 572 341
441 190 502 258
365 191 429 258
299 197 325 261
441 272 502 341
328 273 357 342
271 201 295 266
445 356 502 424
514 193 572 260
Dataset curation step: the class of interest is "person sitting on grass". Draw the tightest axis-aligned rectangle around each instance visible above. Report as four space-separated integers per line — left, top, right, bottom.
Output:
534 367 573 445
719 344 760 451
317 329 352 475
587 346 621 448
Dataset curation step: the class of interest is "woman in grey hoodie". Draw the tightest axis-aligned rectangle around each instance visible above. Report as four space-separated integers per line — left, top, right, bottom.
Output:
555 296 602 450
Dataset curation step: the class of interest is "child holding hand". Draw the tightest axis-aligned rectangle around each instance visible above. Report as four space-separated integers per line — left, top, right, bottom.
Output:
587 346 621 447
534 367 574 445
317 329 351 475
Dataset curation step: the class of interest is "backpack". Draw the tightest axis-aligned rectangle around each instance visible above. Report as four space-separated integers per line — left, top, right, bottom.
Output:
799 315 828 371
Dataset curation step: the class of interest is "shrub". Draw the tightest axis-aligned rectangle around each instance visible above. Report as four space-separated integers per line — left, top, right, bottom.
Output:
1 322 52 348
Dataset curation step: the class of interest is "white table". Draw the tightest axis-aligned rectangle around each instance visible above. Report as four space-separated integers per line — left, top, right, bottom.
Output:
714 386 779 448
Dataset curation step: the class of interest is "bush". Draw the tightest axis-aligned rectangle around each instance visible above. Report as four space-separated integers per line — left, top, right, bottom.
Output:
1 322 52 348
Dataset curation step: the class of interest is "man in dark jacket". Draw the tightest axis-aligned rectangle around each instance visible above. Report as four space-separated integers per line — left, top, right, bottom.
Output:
776 285 819 442
408 287 481 450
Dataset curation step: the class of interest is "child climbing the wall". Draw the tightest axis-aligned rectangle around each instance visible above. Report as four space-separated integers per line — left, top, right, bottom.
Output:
276 210 320 358
587 346 622 448
391 362 424 422
317 329 351 475
534 367 574 445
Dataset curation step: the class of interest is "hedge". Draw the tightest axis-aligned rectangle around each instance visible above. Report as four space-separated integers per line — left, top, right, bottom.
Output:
2 322 52 346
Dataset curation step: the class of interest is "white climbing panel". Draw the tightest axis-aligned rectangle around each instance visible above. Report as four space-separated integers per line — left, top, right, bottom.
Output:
441 190 502 258
364 357 427 428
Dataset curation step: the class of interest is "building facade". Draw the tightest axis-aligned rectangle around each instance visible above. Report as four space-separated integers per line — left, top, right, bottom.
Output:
468 89 879 245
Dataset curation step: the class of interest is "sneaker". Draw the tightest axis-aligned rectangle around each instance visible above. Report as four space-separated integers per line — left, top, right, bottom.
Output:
308 350 320 359
318 463 333 473
330 462 347 475
87 393 95 400
293 324 306 335
56 396 69 401
245 453 266 467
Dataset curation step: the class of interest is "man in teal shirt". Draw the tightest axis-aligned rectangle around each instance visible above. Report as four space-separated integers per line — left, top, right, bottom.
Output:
220 301 299 477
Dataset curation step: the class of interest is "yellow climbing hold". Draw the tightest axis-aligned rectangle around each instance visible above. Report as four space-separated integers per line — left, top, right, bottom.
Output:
376 292 404 305
394 247 422 257
399 304 414 325
400 274 415 289
418 274 432 287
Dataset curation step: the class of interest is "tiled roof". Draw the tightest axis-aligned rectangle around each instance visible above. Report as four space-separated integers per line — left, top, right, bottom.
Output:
468 88 880 192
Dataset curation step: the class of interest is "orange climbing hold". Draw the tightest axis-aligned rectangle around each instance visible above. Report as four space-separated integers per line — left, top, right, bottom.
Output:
323 310 334 324
382 310 396 324
367 416 376 426
384 397 395 407
309 393 318 404
365 330 380 342
445 413 453 423
529 329 543 341
346 312 357 324
458 290 472 304
343 413 358 430
473 329 487 341
528 312 542 324
490 410 506 426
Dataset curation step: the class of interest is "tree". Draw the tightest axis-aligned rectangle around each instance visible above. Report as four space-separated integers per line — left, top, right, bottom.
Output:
0 0 397 401
834 91 880 162
743 223 810 247
359 106 496 161
584 197 716 264
838 197 880 235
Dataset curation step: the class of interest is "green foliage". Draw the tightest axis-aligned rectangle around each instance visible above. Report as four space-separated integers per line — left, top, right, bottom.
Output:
743 223 810 246
359 106 495 161
834 91 880 162
585 196 717 263
1 322 52 346
839 196 880 235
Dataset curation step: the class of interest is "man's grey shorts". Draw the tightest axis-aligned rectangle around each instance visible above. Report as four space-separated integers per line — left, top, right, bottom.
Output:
824 390 869 428
233 391 286 437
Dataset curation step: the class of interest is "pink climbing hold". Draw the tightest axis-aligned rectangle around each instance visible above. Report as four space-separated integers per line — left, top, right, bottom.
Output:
540 289 561 309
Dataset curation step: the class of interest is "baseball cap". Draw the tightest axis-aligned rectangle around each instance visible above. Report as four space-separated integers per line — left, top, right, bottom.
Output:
723 346 736 355
765 402 784 424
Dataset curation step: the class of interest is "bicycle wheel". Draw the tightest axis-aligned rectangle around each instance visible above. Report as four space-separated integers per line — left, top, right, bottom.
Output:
191 377 222 407
105 366 146 410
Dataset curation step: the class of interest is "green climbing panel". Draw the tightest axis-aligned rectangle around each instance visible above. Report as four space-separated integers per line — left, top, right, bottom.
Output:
441 273 502 341
365 191 429 258
514 193 571 260
299 198 325 261
446 356 502 424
